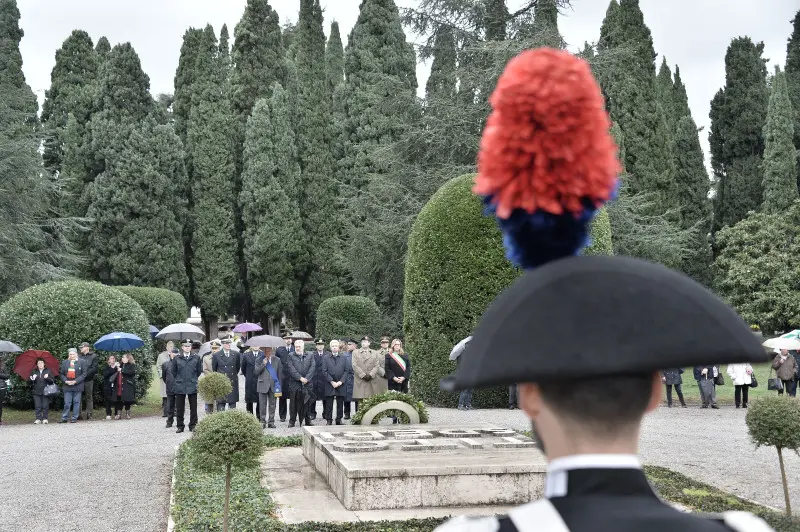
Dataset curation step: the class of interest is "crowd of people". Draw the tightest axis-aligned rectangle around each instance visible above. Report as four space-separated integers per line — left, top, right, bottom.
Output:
156 334 411 432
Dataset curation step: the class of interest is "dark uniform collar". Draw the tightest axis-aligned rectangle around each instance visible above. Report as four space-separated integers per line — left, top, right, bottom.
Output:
545 454 651 498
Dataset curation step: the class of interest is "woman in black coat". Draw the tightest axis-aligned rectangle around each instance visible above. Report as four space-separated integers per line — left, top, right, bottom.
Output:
386 339 411 393
28 359 55 423
102 355 118 419
118 354 137 418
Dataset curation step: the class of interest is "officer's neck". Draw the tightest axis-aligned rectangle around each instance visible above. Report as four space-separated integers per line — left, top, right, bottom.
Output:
540 424 640 461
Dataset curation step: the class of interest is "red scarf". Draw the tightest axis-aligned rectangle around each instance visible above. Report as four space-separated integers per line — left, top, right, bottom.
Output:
116 368 123 397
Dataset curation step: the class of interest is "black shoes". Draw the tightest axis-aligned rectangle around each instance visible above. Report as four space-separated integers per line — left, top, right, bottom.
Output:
176 427 184 433
343 415 350 420
335 419 343 425
288 423 296 428
267 423 275 428
326 420 332 425
58 419 68 424
304 418 313 426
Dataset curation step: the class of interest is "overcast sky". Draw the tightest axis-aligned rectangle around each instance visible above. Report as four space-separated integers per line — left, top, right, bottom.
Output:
16 0 800 163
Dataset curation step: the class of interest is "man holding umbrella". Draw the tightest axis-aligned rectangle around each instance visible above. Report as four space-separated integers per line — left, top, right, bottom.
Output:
171 339 203 433
79 342 98 420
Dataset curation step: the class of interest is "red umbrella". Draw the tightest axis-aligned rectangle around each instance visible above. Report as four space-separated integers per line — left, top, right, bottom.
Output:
14 350 60 379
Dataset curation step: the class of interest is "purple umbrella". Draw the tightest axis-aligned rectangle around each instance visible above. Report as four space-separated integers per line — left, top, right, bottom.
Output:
233 322 263 333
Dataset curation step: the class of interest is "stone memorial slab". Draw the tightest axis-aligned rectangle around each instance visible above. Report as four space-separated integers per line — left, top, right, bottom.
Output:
302 423 547 511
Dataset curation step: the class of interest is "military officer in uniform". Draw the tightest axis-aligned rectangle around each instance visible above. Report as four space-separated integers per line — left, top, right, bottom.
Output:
434 48 774 532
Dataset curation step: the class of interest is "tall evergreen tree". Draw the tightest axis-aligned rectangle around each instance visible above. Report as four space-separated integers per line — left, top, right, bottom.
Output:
531 0 563 48
230 0 285 319
188 25 238 324
598 0 675 206
173 28 209 148
673 115 712 284
425 27 457 100
219 24 230 61
656 57 677 132
325 21 344 97
672 65 692 119
95 36 110 57
709 37 769 232
240 89 304 320
761 67 798 213
41 30 99 177
294 0 341 328
786 11 800 156
86 117 188 293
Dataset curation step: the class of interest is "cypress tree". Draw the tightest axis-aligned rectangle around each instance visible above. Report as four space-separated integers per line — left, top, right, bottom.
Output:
219 24 230 62
425 27 457 101
598 0 675 206
173 28 209 148
674 115 712 284
86 117 188 293
672 65 692 119
786 11 800 155
41 30 99 177
325 21 344 98
95 36 110 57
188 25 239 322
340 0 417 195
709 37 769 231
761 67 798 213
294 0 341 327
240 89 304 319
94 43 152 123
656 57 676 131
531 0 563 48
230 0 285 319
483 0 508 41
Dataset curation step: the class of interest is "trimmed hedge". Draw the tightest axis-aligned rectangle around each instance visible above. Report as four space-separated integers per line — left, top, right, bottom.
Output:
316 295 385 343
350 390 429 425
583 207 613 255
0 281 153 408
404 174 520 407
115 285 188 328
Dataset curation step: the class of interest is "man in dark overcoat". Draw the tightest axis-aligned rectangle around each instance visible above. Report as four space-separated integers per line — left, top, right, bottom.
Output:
275 335 293 422
212 338 240 410
254 347 282 428
287 339 316 427
240 345 261 419
162 348 178 428
310 338 331 420
171 339 203 433
322 340 348 425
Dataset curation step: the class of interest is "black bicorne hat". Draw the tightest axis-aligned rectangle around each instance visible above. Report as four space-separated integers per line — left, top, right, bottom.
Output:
440 255 769 392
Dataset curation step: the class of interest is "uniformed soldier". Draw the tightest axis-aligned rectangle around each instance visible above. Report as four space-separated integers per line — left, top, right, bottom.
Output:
434 47 774 532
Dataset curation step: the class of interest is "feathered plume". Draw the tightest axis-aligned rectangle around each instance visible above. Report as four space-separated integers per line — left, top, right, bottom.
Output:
473 48 621 269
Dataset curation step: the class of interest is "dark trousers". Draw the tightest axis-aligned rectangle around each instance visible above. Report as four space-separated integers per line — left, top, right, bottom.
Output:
458 389 473 408
279 394 288 421
258 393 277 424
509 384 518 407
83 380 94 417
344 400 351 418
165 394 176 425
216 401 236 410
33 394 49 420
289 389 311 423
734 384 750 406
323 396 344 421
175 393 198 430
246 401 261 419
310 399 318 418
665 384 685 405
777 379 797 397
354 400 361 412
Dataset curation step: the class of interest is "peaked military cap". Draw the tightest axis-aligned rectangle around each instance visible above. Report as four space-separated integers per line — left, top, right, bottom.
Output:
181 339 192 347
315 338 324 345
441 255 769 392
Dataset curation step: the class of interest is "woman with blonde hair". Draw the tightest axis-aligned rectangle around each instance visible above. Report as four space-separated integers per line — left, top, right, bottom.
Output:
386 339 411 393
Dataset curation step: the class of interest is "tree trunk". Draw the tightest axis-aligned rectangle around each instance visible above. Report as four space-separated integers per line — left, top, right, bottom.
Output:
777 447 792 516
223 462 232 532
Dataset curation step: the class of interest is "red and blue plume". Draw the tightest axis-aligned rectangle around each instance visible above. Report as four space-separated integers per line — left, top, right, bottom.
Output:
474 48 621 270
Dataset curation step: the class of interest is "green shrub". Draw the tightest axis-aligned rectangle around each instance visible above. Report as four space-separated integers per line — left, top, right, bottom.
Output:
316 295 386 343
583 207 613 255
192 410 266 532
263 434 302 448
115 285 188 328
198 372 233 404
351 391 429 425
404 174 520 407
745 395 800 516
0 280 152 408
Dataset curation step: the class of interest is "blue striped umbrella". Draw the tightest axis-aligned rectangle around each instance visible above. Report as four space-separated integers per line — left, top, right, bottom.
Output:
94 332 145 352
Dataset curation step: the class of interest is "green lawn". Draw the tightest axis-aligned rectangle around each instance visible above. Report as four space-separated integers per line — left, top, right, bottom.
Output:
1 366 163 424
667 363 778 406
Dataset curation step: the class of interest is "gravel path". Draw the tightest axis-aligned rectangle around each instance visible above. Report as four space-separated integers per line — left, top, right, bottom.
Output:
0 381 795 532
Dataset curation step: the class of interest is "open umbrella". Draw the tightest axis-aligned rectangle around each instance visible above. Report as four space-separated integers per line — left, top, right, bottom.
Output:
245 335 284 349
149 325 160 338
95 332 144 352
197 341 214 357
233 322 263 333
0 340 22 353
763 336 800 351
156 323 205 341
288 330 313 341
449 336 472 361
14 350 60 379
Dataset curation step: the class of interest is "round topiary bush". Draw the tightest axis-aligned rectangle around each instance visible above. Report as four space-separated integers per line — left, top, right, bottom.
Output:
115 286 188 328
350 390 429 425
198 371 233 405
404 174 520 408
316 295 385 343
583 207 613 256
192 410 265 532
745 395 800 516
0 280 153 408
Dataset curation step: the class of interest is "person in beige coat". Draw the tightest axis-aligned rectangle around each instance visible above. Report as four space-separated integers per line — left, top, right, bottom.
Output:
351 336 388 410
201 340 221 413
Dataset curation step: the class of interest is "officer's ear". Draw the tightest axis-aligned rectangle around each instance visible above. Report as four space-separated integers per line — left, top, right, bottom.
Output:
518 383 541 419
645 372 662 414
